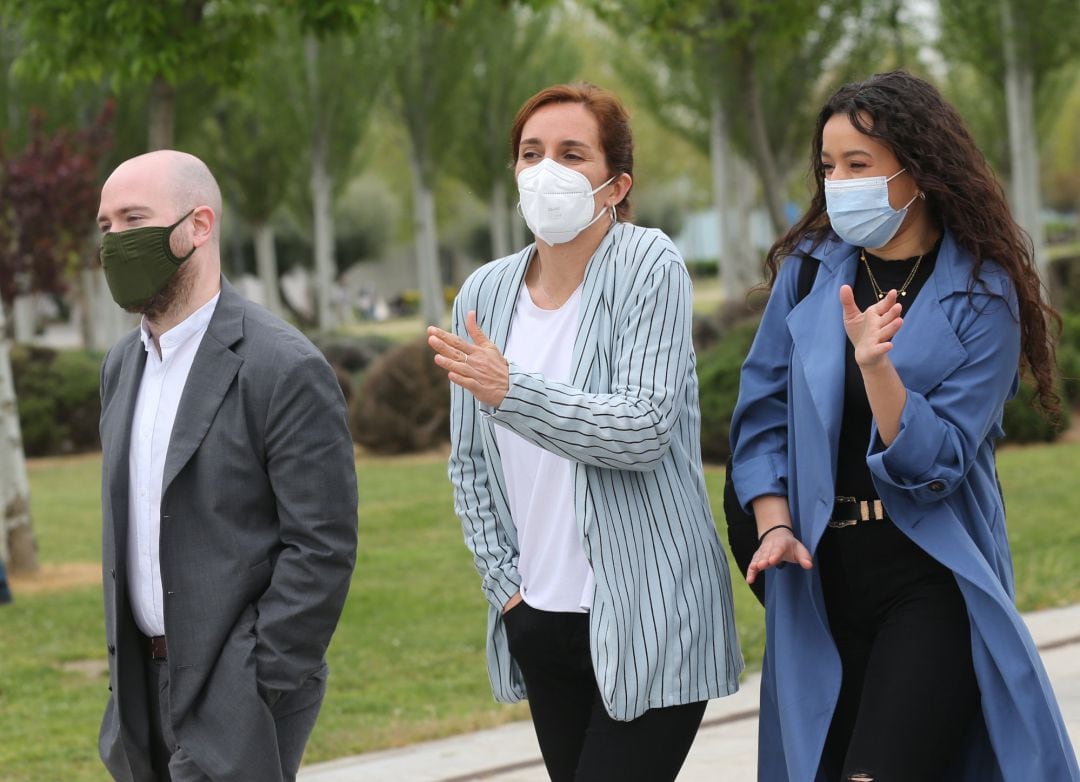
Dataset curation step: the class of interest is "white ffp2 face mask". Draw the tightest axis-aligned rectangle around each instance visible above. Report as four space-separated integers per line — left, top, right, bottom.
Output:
517 158 615 246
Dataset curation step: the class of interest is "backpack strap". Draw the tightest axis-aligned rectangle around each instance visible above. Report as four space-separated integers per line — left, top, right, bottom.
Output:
796 254 819 303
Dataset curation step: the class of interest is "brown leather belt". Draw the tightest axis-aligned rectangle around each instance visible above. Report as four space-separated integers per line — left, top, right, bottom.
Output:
828 496 888 528
146 635 168 660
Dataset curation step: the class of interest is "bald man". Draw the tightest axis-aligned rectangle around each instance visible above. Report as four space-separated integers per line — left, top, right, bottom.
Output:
96 151 358 782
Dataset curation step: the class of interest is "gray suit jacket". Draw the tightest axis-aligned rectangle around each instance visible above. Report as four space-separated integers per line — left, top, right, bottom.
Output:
98 280 358 781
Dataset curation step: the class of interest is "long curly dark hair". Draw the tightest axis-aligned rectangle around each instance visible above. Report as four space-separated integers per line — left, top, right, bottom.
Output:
766 70 1061 418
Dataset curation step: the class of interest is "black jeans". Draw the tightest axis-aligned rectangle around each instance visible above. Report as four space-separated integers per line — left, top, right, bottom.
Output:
817 520 981 782
503 601 707 782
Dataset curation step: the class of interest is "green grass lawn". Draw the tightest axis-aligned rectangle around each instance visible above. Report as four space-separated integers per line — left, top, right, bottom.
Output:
2 442 1079 781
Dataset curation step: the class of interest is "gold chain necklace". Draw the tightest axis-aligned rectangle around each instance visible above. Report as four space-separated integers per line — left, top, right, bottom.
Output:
860 249 923 300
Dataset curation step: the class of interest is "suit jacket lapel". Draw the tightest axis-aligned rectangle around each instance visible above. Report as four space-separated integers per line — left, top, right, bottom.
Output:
161 281 244 495
105 338 147 567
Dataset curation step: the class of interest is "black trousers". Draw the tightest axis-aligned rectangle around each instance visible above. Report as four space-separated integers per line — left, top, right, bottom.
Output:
503 601 706 782
817 519 981 782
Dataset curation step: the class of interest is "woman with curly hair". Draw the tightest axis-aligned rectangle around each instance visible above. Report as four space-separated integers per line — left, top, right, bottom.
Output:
729 70 1079 781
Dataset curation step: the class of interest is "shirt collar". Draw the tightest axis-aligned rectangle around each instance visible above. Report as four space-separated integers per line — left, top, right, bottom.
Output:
140 293 221 360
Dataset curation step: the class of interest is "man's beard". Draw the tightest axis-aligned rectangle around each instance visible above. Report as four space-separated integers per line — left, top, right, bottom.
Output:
126 260 196 322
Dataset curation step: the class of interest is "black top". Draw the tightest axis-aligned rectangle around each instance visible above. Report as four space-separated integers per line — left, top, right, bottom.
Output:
835 240 940 500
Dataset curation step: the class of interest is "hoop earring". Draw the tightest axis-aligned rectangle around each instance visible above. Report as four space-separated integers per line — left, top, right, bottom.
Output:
610 204 617 223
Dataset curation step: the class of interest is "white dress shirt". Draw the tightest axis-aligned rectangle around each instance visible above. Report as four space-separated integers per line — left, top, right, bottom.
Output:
127 293 219 637
493 282 593 613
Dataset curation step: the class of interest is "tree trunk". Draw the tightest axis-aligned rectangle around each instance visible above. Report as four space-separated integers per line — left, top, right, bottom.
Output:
490 176 512 261
306 35 336 332
0 298 37 573
253 221 282 315
740 42 788 236
148 75 176 151
409 153 445 327
735 155 758 290
1001 0 1047 281
710 92 741 302
11 294 34 343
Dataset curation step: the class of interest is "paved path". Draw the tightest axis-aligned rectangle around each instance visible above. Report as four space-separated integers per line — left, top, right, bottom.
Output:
300 604 1080 781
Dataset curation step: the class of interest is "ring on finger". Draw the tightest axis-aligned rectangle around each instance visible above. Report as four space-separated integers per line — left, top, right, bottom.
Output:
463 353 470 365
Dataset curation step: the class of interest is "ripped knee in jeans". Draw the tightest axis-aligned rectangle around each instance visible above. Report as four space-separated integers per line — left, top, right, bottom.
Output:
846 774 874 782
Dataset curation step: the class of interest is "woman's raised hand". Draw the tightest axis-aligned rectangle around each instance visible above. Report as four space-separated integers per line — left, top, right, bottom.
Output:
839 286 904 369
428 311 510 408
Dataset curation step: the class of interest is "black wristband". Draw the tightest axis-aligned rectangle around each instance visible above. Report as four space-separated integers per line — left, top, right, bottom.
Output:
758 524 792 545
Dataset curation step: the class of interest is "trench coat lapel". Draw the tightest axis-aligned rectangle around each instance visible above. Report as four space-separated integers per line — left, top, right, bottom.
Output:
787 242 856 477
161 281 244 495
883 232 968 397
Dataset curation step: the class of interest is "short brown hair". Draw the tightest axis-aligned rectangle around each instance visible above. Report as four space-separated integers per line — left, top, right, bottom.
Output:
510 82 634 221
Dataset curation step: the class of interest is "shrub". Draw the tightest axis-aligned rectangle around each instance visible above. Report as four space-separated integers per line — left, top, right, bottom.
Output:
350 338 450 453
696 321 759 463
1058 342 1080 408
309 334 395 375
10 346 102 457
1002 379 1071 444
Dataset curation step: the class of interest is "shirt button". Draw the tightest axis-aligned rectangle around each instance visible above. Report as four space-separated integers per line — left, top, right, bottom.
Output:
928 480 945 492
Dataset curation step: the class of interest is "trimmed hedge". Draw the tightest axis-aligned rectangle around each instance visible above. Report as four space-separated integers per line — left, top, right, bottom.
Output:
10 346 103 457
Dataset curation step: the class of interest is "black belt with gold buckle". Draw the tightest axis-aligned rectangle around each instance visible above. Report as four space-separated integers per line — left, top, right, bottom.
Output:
828 496 888 528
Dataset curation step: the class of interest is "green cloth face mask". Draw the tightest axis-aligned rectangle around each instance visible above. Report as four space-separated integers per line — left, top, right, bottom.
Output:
99 210 195 309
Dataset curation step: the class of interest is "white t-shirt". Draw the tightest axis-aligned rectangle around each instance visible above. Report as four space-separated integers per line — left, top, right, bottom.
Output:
494 281 594 612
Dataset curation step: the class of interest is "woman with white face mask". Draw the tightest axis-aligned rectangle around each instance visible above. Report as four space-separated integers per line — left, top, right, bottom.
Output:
428 83 742 782
730 70 1077 781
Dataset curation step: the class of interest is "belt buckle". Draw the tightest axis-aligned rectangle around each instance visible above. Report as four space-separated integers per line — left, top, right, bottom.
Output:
827 519 858 529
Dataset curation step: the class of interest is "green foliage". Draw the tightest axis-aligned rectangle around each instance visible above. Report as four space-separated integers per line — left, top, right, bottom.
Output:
1002 378 1070 444
351 338 450 453
939 0 1080 91
600 0 881 178
1057 309 1080 406
383 0 489 181
295 28 388 207
696 319 759 463
4 0 273 91
10 346 102 457
447 5 581 202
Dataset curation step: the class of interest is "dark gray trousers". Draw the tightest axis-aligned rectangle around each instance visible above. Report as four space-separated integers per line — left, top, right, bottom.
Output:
144 657 325 781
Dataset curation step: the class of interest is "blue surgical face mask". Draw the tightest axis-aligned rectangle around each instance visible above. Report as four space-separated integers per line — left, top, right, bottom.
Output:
824 168 919 249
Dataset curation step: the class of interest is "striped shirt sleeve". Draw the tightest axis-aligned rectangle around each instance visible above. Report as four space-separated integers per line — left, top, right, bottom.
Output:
485 255 693 472
447 292 521 610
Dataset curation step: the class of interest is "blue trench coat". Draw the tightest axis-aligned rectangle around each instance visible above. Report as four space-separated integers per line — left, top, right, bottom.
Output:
730 230 1079 781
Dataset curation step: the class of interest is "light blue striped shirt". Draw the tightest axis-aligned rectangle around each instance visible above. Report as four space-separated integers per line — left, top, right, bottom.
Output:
448 223 743 721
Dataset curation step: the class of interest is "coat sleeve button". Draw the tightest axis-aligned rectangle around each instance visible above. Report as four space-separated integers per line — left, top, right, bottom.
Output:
928 480 945 492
